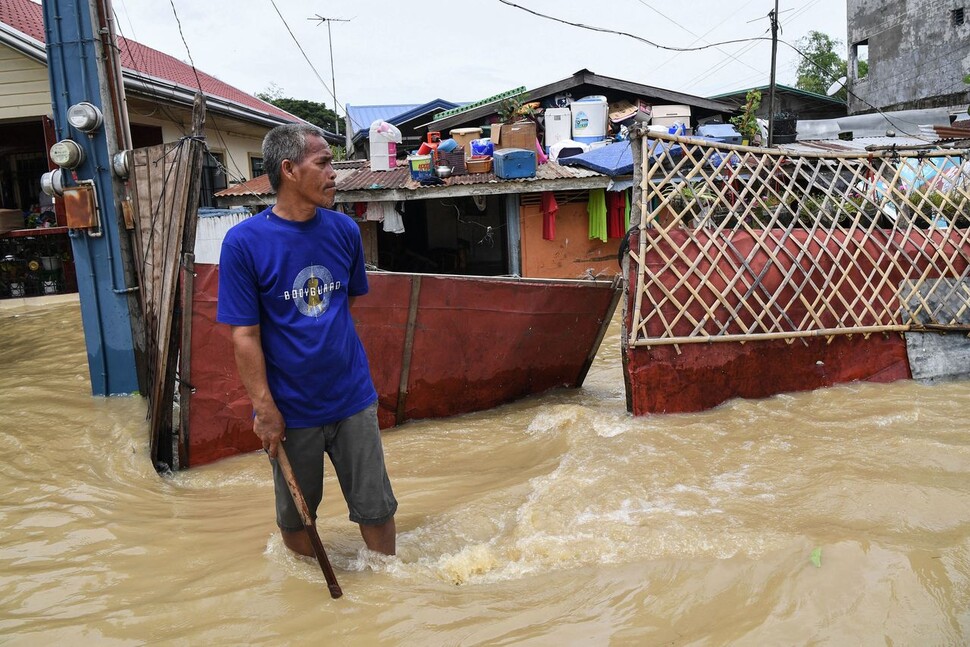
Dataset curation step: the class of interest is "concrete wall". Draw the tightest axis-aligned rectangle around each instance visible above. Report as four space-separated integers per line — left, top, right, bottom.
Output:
126 106 265 183
519 195 621 280
847 0 970 114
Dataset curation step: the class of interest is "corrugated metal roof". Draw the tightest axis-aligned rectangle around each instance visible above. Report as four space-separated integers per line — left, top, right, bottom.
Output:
777 136 939 154
340 159 605 192
919 122 970 141
346 104 420 136
216 159 607 198
216 160 366 197
217 174 271 197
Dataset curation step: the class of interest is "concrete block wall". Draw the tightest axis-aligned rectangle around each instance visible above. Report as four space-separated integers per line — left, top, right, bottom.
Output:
847 0 970 114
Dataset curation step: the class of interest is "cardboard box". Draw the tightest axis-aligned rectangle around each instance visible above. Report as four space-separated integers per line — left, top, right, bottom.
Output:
495 121 537 151
0 209 24 235
609 99 652 126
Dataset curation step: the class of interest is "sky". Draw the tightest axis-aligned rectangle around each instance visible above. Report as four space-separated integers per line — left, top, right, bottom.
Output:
111 0 849 112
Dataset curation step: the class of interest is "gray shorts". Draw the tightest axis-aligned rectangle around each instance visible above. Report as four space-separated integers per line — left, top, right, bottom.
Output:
271 402 397 531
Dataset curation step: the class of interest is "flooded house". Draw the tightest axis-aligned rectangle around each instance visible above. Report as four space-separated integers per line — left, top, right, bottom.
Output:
0 0 315 302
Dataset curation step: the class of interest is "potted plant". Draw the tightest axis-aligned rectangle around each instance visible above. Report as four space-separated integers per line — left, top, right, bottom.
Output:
730 89 762 146
657 182 717 228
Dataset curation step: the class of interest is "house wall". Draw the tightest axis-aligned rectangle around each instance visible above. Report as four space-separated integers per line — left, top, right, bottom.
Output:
0 46 268 184
519 194 621 280
847 0 970 114
123 101 267 183
0 44 51 120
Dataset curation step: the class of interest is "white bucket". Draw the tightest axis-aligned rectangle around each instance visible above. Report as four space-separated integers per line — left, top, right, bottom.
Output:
570 96 608 144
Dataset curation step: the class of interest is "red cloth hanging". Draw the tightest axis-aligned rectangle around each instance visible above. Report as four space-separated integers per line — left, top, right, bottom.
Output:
541 191 558 240
606 191 625 239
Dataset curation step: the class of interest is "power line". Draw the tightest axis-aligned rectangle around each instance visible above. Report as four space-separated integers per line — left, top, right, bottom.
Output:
682 39 764 92
777 37 935 140
267 0 344 117
497 0 775 52
683 0 822 93
166 0 203 93
499 0 937 141
636 0 764 77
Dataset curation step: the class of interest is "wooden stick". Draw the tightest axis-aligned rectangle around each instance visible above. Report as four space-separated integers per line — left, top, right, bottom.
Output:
276 445 342 599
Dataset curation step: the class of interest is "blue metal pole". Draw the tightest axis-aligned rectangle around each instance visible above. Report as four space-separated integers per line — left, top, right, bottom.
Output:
42 0 140 396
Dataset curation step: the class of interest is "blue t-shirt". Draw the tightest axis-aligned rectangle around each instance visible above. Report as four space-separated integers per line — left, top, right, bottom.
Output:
216 206 376 427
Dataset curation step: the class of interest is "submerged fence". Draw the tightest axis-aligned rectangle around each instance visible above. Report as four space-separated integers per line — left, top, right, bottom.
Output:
628 132 970 347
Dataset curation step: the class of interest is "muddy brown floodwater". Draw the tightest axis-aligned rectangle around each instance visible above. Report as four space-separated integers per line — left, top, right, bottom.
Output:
2 301 970 645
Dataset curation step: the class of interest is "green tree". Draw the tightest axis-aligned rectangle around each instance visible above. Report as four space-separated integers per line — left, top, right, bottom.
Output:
256 86 341 133
795 31 848 101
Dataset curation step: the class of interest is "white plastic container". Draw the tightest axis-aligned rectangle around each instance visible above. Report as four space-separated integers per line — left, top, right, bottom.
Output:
570 95 608 144
544 108 572 151
369 120 403 172
549 139 589 163
651 104 692 132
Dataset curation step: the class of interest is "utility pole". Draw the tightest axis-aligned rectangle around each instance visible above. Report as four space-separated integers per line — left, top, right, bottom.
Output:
41 0 146 396
310 15 350 138
767 0 779 147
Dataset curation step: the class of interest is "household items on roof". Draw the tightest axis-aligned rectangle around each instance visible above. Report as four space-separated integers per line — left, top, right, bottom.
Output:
369 90 739 184
368 121 403 171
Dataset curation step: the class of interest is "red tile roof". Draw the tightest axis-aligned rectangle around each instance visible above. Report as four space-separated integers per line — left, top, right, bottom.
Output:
1 0 299 124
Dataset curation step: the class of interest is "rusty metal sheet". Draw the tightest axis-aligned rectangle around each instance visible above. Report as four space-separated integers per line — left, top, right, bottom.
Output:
621 228 920 414
62 184 98 229
185 264 621 467
623 332 910 415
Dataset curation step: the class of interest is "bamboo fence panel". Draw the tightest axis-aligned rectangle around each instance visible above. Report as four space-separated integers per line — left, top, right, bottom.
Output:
629 132 970 347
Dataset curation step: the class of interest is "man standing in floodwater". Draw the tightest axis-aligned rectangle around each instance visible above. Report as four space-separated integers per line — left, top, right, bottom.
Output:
216 123 397 557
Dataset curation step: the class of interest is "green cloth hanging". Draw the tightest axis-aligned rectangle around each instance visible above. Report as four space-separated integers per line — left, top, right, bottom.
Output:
624 188 631 231
588 189 607 242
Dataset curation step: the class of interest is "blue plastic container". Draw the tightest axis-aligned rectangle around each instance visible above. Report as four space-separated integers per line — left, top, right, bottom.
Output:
493 148 536 179
470 138 493 157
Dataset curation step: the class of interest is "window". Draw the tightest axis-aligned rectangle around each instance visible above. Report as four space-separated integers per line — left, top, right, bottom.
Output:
250 156 265 178
199 151 227 208
954 8 966 26
853 40 869 79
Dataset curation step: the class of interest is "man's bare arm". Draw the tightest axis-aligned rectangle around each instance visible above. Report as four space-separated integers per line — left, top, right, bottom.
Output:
230 324 286 458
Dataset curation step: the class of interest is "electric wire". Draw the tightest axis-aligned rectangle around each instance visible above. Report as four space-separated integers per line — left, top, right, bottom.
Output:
497 0 776 52
680 0 821 92
635 0 765 77
111 7 189 135
166 0 203 93
499 0 939 141
267 0 345 122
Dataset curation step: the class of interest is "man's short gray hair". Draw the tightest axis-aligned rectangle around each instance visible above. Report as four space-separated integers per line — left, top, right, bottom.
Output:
262 123 328 191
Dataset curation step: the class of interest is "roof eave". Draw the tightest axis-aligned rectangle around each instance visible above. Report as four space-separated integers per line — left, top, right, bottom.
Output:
428 70 735 131
0 21 302 130
0 21 46 63
123 73 298 128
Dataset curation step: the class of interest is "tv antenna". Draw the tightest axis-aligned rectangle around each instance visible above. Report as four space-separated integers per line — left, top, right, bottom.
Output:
309 15 352 136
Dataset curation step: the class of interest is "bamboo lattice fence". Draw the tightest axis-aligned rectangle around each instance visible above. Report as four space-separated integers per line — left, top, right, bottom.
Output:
628 132 970 347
